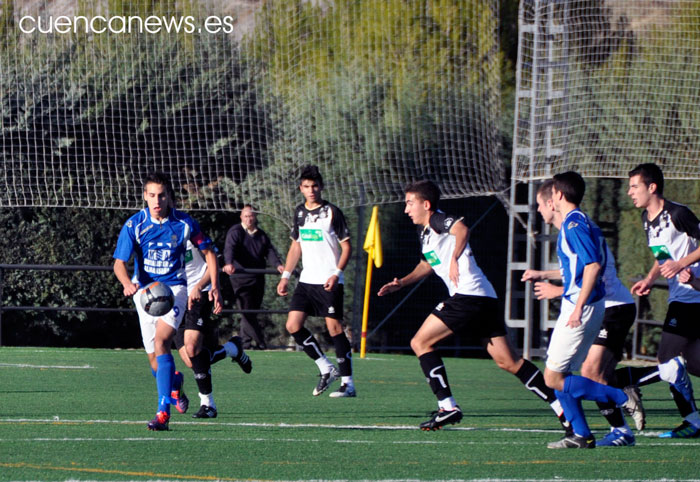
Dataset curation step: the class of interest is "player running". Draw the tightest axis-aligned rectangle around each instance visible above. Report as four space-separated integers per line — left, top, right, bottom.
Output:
378 180 572 433
627 163 700 438
174 240 252 419
542 171 642 449
277 165 356 397
113 172 223 431
523 179 643 446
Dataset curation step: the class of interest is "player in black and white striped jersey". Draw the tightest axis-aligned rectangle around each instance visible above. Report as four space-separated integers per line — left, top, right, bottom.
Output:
277 165 355 398
378 180 571 433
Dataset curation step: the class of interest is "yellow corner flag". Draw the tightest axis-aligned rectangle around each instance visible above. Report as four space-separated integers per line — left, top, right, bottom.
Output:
363 206 383 268
361 206 382 358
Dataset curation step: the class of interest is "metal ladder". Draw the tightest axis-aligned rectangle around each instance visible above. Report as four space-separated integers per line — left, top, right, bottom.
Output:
505 0 569 359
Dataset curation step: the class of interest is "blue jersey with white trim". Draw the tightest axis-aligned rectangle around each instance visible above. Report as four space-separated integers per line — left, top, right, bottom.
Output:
113 208 214 287
557 209 606 305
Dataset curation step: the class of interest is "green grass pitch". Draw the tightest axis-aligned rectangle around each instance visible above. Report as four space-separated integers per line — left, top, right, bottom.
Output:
1 346 699 481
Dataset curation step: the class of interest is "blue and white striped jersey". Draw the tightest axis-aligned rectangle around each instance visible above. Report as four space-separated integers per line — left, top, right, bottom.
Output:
557 209 606 305
113 208 214 288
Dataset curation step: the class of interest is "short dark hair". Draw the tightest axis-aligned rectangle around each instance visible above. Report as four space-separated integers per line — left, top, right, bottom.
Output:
629 163 664 196
299 165 323 188
537 179 555 201
552 171 585 206
404 180 440 211
143 171 175 199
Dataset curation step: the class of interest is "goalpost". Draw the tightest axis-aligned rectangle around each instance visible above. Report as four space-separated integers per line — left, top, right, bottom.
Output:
0 0 506 223
509 0 700 357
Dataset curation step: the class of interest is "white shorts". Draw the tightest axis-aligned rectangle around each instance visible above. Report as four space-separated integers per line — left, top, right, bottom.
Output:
132 284 187 354
546 298 605 373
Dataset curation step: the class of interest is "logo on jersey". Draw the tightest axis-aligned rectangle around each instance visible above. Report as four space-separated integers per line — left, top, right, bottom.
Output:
651 245 672 261
126 220 133 228
443 217 454 231
300 228 323 241
567 221 579 229
423 250 441 266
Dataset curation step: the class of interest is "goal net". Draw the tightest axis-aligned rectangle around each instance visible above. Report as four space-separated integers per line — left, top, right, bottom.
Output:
0 0 505 220
513 0 700 181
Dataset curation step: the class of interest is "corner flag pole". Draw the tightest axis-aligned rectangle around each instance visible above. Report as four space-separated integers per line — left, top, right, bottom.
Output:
361 206 382 358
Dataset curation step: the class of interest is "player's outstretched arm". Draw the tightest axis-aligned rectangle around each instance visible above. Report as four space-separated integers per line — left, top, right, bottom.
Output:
630 261 661 296
324 239 351 291
113 259 139 296
522 269 560 282
202 248 222 314
679 268 700 291
378 260 433 296
278 240 301 296
533 281 564 300
567 261 601 328
660 245 700 279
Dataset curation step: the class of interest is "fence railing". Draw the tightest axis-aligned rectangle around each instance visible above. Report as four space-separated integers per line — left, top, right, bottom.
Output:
0 264 286 346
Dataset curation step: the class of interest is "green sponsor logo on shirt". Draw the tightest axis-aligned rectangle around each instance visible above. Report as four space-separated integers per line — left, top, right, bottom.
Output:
423 250 441 266
651 245 672 261
300 229 323 241
184 249 193 264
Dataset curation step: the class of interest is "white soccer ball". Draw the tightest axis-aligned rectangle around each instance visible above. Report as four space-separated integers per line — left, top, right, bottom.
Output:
140 281 174 317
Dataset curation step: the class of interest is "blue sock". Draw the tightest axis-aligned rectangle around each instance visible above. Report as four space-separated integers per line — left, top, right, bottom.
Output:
564 375 627 406
555 388 591 437
151 368 157 378
155 354 175 415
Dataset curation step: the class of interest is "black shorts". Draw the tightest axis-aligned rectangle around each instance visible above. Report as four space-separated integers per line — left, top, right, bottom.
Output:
593 303 636 360
174 295 215 350
430 294 507 340
663 301 700 340
289 282 344 320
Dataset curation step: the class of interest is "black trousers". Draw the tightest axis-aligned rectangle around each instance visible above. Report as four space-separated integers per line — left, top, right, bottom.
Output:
231 275 267 349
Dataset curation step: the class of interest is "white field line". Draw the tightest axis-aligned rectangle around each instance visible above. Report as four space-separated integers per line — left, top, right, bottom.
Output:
2 418 699 444
0 362 94 369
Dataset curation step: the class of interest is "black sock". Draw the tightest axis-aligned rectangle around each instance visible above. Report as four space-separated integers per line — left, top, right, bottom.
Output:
613 366 661 388
209 344 228 364
597 401 626 428
514 359 556 403
292 327 324 361
418 351 452 401
190 349 213 396
332 332 352 377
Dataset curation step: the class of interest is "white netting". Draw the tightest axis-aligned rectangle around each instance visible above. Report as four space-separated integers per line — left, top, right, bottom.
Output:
513 0 700 181
0 0 504 219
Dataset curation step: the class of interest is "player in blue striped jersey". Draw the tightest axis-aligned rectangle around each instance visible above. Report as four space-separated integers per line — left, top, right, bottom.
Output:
113 172 222 431
543 172 642 449
524 179 642 446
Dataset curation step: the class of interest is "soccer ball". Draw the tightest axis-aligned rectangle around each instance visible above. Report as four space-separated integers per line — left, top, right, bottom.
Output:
140 281 174 317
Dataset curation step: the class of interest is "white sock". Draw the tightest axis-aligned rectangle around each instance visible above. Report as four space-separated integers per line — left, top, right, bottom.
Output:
199 392 216 409
438 397 457 411
314 356 334 374
223 341 238 359
550 399 565 418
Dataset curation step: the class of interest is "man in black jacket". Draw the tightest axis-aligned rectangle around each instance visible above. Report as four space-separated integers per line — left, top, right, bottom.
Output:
223 205 284 349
